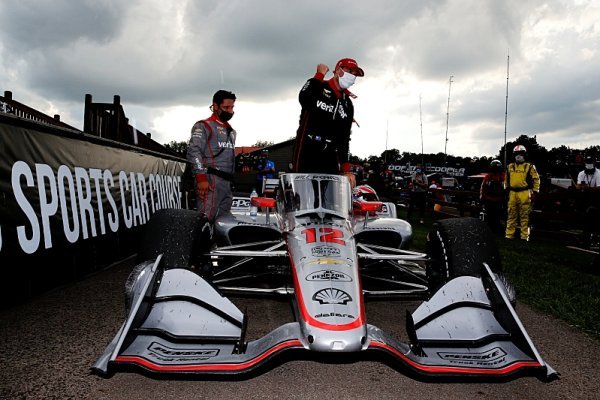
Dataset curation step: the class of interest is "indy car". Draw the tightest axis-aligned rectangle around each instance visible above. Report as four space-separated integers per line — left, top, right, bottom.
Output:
93 173 557 382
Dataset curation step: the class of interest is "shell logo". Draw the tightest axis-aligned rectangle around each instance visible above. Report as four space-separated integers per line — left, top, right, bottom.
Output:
312 288 352 305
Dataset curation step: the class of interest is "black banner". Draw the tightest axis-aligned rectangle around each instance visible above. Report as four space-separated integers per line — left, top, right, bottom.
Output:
0 118 187 305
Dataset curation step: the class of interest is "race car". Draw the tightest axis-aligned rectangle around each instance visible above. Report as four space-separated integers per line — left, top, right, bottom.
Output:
93 173 557 382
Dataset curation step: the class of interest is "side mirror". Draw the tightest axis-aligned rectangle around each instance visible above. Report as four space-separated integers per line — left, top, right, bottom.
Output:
251 197 276 208
353 200 383 213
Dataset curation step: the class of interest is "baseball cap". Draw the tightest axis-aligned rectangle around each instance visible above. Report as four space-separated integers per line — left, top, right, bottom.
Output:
335 58 365 77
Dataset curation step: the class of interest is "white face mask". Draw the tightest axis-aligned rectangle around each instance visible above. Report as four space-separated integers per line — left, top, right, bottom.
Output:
585 163 594 170
338 71 356 89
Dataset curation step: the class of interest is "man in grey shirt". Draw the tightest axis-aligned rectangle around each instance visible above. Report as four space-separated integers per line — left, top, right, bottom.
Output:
187 90 237 222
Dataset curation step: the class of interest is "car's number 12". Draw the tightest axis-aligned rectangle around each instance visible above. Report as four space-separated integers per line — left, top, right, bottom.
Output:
301 228 345 246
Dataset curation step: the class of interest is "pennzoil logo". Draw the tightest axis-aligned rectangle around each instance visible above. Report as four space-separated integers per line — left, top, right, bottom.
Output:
306 270 352 282
312 288 352 305
149 342 219 361
311 246 340 257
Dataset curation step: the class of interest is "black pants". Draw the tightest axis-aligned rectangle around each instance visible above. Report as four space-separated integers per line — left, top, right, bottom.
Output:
294 140 339 173
407 191 427 219
482 199 505 235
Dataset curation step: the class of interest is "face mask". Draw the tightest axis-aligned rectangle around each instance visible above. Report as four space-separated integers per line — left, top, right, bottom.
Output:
515 155 525 163
416 169 422 173
338 71 356 89
218 109 234 122
585 163 595 172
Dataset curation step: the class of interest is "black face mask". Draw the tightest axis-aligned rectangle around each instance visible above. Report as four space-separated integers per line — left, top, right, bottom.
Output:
218 109 234 122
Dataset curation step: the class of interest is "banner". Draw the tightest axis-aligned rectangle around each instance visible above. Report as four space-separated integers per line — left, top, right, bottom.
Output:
387 164 466 177
0 119 187 305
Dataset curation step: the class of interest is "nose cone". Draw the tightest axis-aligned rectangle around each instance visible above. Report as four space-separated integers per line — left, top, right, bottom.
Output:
307 329 366 352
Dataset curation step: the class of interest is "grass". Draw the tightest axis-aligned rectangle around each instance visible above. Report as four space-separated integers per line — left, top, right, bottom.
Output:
399 207 600 339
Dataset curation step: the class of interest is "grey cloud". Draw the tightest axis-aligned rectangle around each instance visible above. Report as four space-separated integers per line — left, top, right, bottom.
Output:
0 0 126 52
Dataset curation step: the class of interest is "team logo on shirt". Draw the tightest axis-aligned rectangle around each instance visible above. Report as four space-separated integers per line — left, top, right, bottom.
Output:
316 100 334 113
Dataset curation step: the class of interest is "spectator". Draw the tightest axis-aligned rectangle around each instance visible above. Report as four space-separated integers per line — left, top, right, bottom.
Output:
255 149 276 195
504 145 540 241
480 159 506 235
576 156 600 190
407 165 428 223
576 156 600 249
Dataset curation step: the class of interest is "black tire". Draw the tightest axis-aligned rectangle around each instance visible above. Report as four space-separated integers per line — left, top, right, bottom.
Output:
137 209 211 269
124 263 148 315
426 217 503 293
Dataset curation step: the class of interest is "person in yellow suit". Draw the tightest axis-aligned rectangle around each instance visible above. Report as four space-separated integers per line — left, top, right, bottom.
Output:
504 145 540 241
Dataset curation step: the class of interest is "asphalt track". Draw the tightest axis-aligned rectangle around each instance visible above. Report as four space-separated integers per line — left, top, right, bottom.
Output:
1 256 599 400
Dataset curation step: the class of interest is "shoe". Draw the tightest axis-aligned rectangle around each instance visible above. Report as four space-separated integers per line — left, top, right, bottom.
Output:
505 236 514 240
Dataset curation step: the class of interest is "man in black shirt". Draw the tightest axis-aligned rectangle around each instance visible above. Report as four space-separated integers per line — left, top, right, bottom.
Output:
292 58 364 184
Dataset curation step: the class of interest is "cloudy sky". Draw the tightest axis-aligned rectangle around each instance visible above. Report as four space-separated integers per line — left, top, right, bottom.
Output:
1 0 599 159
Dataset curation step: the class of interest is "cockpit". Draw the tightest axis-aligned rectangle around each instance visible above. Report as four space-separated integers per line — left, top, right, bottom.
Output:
278 174 352 218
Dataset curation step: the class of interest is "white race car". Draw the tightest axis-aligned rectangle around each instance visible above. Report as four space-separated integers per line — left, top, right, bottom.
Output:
93 173 557 382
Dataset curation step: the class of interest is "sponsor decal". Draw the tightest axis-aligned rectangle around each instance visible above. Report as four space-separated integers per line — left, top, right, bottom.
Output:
148 342 219 361
311 245 341 257
294 175 341 181
217 141 234 149
314 312 355 319
231 197 250 209
316 100 334 113
437 347 508 366
306 269 352 282
312 288 352 305
306 258 345 265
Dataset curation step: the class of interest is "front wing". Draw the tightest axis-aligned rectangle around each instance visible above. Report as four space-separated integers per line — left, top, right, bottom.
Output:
92 257 557 381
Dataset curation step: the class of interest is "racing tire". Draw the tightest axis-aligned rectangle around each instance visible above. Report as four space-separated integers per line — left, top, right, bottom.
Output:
426 217 514 303
124 262 148 315
137 209 211 269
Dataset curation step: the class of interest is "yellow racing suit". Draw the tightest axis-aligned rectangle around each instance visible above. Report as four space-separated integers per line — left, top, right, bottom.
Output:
504 162 540 240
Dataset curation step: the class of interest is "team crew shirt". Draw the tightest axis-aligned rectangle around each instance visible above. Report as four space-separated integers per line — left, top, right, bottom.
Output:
292 72 355 173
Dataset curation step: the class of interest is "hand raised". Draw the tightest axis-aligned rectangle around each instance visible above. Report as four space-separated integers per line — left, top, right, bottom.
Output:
316 64 329 76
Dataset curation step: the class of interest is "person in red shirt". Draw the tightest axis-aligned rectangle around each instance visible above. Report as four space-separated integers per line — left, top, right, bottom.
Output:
480 159 506 234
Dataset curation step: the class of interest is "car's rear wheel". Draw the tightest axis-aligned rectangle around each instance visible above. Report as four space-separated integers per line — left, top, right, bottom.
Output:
426 217 514 303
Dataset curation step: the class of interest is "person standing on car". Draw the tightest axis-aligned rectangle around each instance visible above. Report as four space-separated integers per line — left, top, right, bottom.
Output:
480 159 506 235
504 145 540 241
187 90 237 222
407 165 428 223
291 58 364 187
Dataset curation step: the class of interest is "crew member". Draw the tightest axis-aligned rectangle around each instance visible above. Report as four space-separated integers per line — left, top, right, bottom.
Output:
504 145 540 241
481 159 506 235
187 90 237 222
